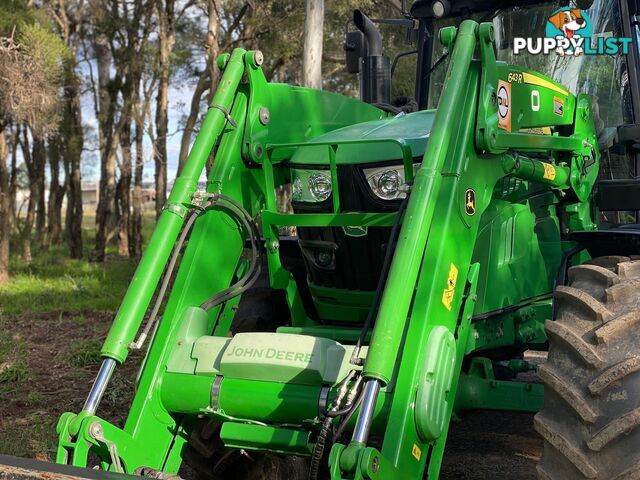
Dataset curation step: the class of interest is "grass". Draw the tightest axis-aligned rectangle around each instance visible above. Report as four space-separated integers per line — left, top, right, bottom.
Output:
65 339 103 368
0 211 156 314
0 211 156 459
0 317 29 400
0 249 135 314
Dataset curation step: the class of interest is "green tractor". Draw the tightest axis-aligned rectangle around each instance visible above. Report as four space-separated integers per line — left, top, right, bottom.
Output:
47 0 640 478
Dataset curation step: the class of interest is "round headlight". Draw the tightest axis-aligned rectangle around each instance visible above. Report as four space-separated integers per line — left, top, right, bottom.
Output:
308 173 332 201
377 170 401 200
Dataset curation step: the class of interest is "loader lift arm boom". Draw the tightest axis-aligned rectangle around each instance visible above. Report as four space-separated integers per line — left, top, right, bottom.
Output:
54 17 599 479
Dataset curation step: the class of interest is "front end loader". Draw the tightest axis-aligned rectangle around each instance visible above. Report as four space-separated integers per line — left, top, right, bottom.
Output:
31 1 640 479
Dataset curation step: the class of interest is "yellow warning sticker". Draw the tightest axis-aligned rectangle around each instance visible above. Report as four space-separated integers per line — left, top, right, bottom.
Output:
442 263 458 311
542 162 556 181
412 443 422 461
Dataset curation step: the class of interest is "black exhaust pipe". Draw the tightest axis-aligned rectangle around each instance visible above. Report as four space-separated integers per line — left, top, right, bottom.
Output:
353 9 391 105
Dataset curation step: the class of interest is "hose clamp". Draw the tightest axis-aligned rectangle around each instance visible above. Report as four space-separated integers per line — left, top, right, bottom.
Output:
318 385 330 416
211 375 224 411
162 203 188 218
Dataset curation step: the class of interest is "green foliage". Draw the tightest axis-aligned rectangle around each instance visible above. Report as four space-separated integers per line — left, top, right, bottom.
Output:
0 246 136 314
0 0 35 37
18 23 70 83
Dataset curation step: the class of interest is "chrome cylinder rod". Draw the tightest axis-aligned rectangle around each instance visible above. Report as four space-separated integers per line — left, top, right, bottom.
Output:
352 379 381 444
82 358 116 415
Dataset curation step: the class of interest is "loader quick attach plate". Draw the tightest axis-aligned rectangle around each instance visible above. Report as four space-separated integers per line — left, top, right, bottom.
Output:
189 332 361 386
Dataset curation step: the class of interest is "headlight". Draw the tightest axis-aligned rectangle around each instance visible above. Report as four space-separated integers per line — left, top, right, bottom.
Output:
292 169 332 203
363 164 420 200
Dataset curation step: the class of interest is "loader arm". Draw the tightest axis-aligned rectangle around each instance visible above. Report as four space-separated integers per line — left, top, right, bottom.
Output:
55 19 599 480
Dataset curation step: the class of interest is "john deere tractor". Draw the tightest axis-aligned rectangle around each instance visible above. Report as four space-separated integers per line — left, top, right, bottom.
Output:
44 0 640 479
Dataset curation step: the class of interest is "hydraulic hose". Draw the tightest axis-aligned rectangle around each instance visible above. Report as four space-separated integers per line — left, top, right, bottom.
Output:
309 372 361 480
130 205 209 350
201 194 263 311
350 194 409 366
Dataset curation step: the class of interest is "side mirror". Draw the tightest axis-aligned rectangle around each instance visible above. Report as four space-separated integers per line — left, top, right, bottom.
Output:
345 30 368 74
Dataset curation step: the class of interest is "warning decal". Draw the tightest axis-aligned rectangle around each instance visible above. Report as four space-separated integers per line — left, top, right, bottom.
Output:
442 263 459 311
412 443 422 461
542 162 556 181
497 80 512 132
553 96 564 116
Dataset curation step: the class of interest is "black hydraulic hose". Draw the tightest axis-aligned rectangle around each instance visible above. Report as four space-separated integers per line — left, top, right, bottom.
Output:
353 9 382 56
200 196 263 311
308 416 333 480
130 202 212 349
350 194 410 365
334 390 364 441
200 207 258 310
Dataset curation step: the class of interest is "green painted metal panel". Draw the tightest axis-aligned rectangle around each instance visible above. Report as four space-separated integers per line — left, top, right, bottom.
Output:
220 423 312 456
289 110 435 166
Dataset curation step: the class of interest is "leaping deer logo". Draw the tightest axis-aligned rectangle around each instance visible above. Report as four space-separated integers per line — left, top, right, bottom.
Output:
465 189 476 216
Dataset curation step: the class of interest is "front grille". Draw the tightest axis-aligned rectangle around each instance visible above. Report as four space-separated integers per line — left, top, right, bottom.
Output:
293 164 400 291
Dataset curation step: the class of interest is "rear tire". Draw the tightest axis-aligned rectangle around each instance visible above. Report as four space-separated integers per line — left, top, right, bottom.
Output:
535 256 640 479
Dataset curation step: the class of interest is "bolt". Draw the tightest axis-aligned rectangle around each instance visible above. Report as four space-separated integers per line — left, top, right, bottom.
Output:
271 240 280 251
254 144 263 159
371 456 379 473
89 422 103 439
253 50 264 67
259 107 270 125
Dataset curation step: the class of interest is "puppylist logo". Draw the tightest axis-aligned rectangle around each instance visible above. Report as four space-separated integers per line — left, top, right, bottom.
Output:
514 7 632 56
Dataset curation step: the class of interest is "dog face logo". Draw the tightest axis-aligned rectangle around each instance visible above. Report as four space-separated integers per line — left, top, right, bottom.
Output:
548 9 586 39
545 8 592 56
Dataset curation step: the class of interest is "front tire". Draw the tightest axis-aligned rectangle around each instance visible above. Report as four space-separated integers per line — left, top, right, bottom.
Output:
535 256 640 479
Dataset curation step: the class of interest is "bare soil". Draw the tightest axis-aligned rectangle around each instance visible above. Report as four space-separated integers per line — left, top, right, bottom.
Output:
0 310 543 478
0 311 142 460
441 410 541 479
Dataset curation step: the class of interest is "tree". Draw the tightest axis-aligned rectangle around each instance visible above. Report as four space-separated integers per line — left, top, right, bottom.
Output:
50 0 85 258
302 0 324 89
153 0 175 218
0 13 67 280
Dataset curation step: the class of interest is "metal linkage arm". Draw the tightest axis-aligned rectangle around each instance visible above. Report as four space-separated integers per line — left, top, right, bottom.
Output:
99 49 250 365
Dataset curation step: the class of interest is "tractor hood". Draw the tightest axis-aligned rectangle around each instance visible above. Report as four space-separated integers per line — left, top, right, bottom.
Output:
289 109 436 166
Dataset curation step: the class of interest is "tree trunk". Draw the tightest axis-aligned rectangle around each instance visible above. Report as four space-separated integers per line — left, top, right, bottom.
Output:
19 128 35 263
177 0 219 174
63 62 84 259
154 0 176 219
177 70 209 175
91 32 118 262
118 117 131 256
302 0 324 89
130 81 145 260
46 137 65 246
0 127 10 284
8 129 18 230
32 135 46 247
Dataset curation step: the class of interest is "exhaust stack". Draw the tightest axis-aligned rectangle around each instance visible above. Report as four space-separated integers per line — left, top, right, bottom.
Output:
353 9 391 105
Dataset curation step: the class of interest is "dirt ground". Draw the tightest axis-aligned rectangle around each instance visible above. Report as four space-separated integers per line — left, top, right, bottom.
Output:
0 311 142 460
441 410 541 479
0 310 543 478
